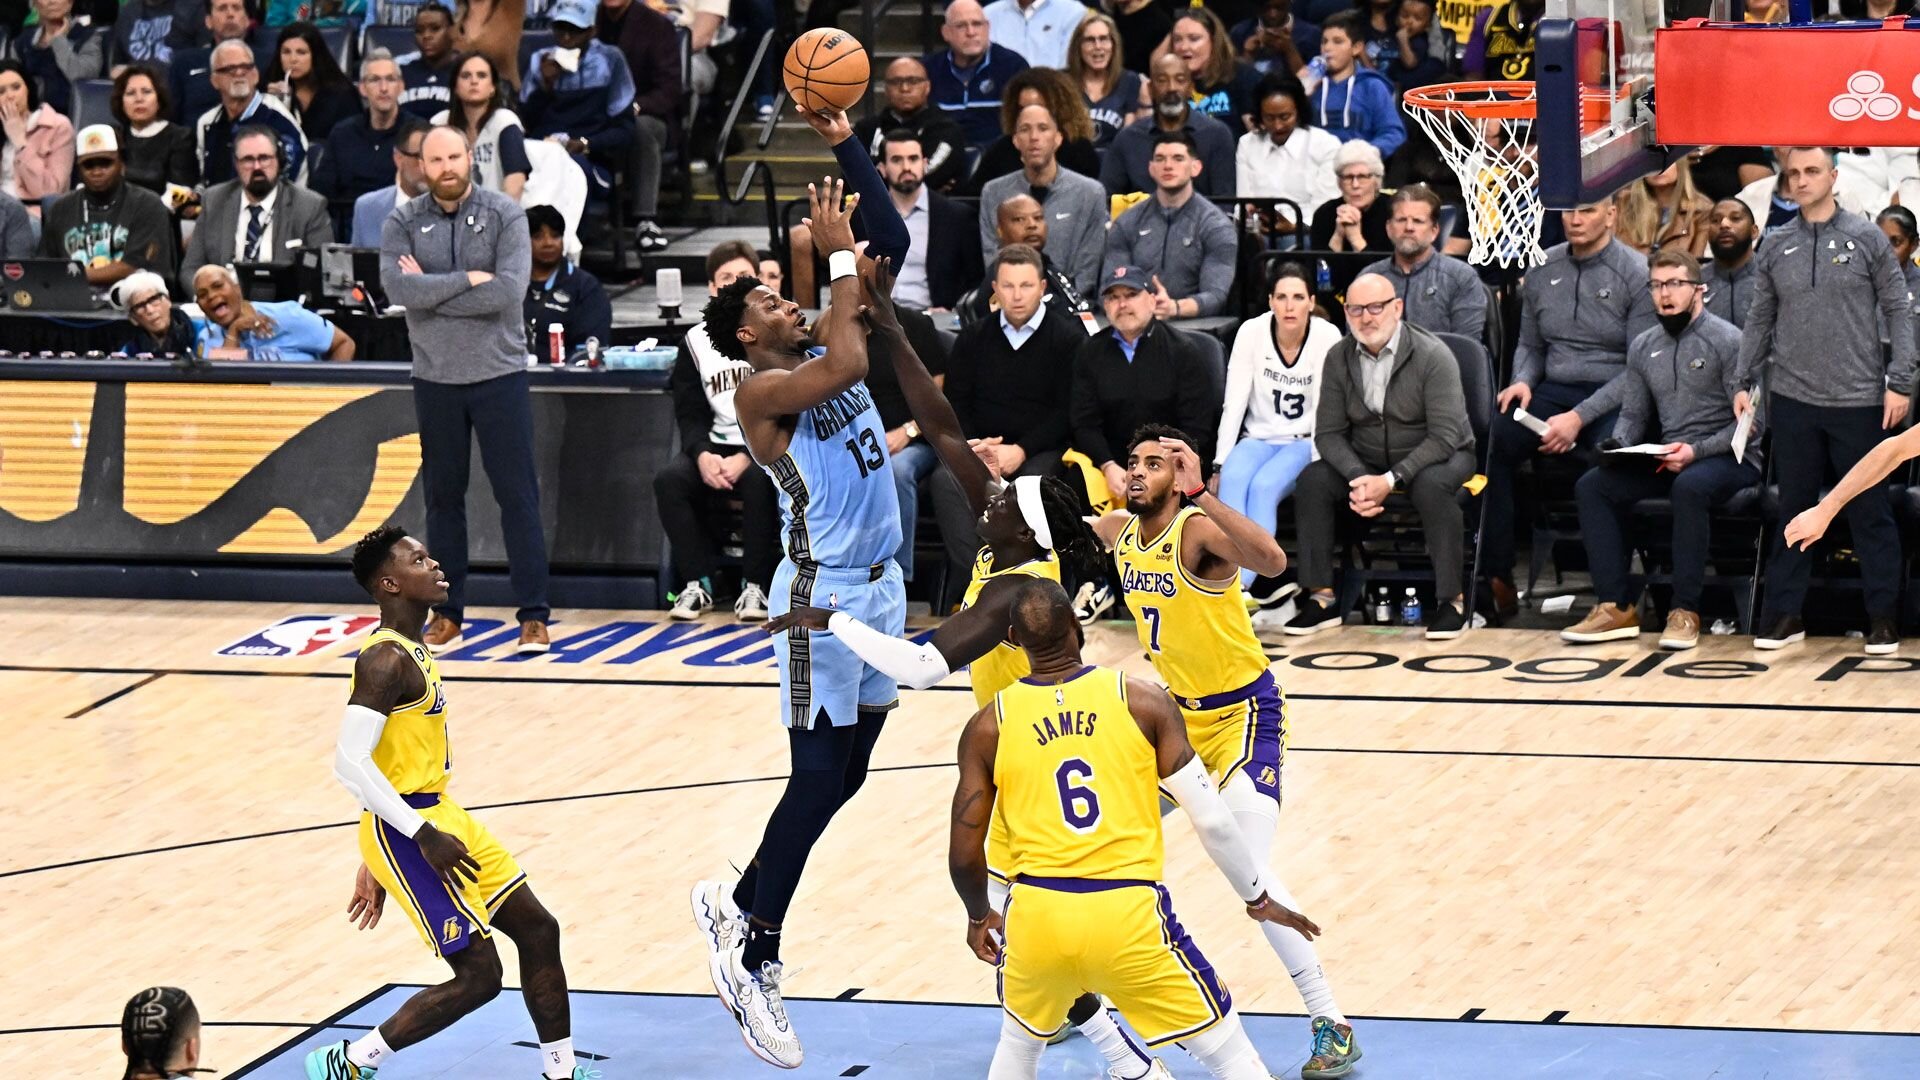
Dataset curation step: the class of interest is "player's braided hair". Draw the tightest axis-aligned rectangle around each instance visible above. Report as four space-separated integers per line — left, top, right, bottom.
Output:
121 986 198 1079
1034 475 1109 582
700 275 763 364
351 524 411 594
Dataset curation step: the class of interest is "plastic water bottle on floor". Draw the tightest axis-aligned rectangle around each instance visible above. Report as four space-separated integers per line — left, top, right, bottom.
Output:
1371 586 1393 624
1400 588 1422 627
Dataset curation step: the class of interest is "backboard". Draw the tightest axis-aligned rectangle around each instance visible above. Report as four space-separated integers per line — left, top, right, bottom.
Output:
1536 0 1728 208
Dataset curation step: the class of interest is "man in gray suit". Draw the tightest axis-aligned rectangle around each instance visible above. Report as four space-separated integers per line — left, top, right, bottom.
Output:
180 125 333 291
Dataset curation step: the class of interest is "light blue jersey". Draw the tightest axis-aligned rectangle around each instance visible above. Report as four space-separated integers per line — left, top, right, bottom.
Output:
763 377 903 570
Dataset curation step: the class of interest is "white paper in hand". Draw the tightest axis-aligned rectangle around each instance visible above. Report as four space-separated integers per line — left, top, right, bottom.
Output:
1605 443 1674 456
1732 408 1754 464
1512 406 1550 436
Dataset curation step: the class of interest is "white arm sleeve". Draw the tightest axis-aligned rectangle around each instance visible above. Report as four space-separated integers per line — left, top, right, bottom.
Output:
826 611 953 690
1163 755 1267 904
333 703 428 838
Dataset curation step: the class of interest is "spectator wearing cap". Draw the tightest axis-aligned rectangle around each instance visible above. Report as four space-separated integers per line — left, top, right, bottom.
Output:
1363 184 1486 339
195 38 308 184
520 0 637 203
8 0 107 118
1100 53 1237 199
1311 139 1391 252
351 118 430 246
180 125 333 290
1074 263 1222 505
311 51 418 238
396 2 459 119
977 101 1108 299
926 0 1031 149
113 269 197 355
598 0 682 253
192 263 355 360
523 204 611 356
1102 128 1238 319
0 58 73 217
1700 197 1758 328
983 0 1082 69
42 124 177 286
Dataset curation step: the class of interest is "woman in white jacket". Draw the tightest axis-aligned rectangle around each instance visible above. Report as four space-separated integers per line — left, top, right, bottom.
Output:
1213 261 1340 589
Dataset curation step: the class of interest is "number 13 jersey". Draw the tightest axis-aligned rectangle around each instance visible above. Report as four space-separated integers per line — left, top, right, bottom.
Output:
993 666 1162 882
761 375 902 569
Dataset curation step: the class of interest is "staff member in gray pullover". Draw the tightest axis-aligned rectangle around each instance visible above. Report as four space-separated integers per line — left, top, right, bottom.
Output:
1101 129 1238 318
1485 200 1657 612
1732 147 1916 654
1563 251 1758 652
380 124 549 656
1362 184 1487 340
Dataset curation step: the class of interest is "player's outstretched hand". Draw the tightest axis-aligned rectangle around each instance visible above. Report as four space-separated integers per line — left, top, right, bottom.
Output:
1158 437 1204 495
1784 505 1834 551
861 256 901 335
1247 893 1321 939
795 103 853 146
764 605 836 635
803 176 860 257
417 823 481 887
349 863 386 930
966 909 1005 964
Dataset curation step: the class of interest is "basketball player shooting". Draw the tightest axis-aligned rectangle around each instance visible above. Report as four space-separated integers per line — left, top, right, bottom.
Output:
310 526 584 1080
689 100 912 1070
950 578 1319 1079
1093 429 1363 1077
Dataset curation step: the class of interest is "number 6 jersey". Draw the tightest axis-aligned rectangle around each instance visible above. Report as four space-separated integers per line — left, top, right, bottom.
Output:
993 666 1163 882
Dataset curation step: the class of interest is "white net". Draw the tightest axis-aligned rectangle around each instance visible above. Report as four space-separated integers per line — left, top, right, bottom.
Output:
1404 83 1546 269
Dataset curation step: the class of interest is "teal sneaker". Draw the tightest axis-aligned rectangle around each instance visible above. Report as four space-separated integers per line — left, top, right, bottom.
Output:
542 1068 601 1079
304 1040 377 1079
1301 1016 1361 1079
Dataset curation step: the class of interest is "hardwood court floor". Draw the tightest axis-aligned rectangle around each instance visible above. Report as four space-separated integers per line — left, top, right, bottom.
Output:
5 597 1919 1074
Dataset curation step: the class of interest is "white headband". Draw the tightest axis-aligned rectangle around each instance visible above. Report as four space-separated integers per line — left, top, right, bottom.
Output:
1012 475 1054 551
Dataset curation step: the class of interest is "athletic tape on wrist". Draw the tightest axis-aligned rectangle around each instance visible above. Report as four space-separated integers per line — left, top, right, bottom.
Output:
828 249 858 282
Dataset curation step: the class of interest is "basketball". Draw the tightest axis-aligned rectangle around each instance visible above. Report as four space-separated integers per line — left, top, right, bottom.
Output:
783 28 870 114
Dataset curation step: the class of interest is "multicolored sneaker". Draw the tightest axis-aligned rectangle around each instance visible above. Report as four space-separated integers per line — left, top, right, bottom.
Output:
1301 1017 1361 1079
304 1040 377 1079
690 879 745 1018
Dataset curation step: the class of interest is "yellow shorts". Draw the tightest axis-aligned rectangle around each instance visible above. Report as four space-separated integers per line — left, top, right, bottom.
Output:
1178 670 1287 803
358 793 527 957
999 877 1231 1047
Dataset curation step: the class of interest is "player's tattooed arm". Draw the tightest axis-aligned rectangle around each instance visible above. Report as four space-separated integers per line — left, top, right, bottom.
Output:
347 641 424 715
948 705 1000 925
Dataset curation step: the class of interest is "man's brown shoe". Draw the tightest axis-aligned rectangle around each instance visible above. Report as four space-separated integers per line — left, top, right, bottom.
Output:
1561 602 1641 643
423 614 463 654
1489 576 1520 620
517 620 550 654
1659 609 1700 651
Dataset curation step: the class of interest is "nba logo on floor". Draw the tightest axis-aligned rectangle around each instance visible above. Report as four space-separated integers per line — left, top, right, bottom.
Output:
214 614 379 658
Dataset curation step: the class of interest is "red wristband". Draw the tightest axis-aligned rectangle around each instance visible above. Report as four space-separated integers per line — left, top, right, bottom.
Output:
1183 484 1206 500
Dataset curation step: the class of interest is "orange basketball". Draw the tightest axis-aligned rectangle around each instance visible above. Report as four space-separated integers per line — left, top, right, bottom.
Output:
783 28 870 114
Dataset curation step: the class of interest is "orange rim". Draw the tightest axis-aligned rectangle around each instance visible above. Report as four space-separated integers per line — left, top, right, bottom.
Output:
1403 80 1538 120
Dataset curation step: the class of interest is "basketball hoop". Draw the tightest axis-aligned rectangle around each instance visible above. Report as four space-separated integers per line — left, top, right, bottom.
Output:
1403 81 1547 268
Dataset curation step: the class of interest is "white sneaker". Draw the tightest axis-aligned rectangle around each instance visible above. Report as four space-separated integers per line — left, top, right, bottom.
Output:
670 580 713 620
734 582 770 622
1074 581 1114 624
690 880 744 1018
726 956 803 1068
1126 1062 1174 1080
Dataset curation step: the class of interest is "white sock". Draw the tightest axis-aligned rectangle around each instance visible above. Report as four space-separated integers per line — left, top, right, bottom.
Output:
1179 1012 1269 1080
1079 1007 1152 1077
1224 772 1346 1026
540 1037 574 1078
987 1014 1046 1080
347 1028 394 1069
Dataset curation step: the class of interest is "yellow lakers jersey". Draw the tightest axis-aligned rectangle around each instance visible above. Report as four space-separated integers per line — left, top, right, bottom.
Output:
963 548 1061 707
993 666 1162 881
1114 507 1271 699
351 626 451 796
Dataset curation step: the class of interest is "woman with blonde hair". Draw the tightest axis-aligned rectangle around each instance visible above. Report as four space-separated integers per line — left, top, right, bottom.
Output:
1615 158 1712 256
1067 12 1147 148
1169 5 1262 129
956 67 1100 195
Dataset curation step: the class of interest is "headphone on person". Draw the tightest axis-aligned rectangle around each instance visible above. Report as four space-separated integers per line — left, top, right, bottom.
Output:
231 123 289 173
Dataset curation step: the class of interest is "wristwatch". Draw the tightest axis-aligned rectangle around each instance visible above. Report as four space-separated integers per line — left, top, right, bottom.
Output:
903 421 921 439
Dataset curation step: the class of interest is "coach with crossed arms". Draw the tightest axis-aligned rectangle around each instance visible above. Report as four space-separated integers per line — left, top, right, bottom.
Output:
1734 146 1916 654
381 124 551 657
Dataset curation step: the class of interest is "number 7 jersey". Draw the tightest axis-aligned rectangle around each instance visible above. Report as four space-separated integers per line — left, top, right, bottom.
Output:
993 666 1163 882
761 375 903 569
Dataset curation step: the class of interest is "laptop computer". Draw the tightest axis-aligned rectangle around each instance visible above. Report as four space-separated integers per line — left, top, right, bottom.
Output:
0 259 99 312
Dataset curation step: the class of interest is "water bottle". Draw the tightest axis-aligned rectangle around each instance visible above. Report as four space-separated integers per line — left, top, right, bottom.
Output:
1315 259 1332 295
1399 588 1422 627
547 322 566 366
1371 586 1393 625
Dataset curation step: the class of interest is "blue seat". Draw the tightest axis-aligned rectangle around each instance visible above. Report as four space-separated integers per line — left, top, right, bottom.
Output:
318 25 354 76
71 79 114 132
361 25 415 61
518 29 556 76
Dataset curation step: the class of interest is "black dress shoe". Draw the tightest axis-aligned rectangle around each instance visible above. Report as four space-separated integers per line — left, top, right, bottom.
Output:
1866 617 1900 656
1426 601 1468 640
1284 594 1343 635
1753 614 1805 650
